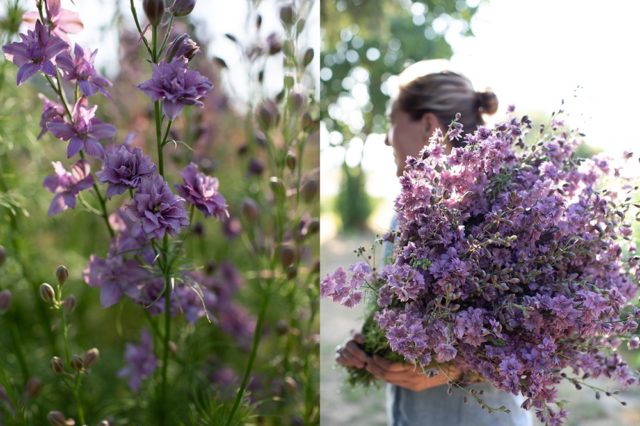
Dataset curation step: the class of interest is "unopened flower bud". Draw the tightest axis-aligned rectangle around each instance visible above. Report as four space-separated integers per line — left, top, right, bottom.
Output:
241 198 260 222
40 283 55 304
50 356 65 374
290 91 307 112
275 320 289 335
169 341 178 354
143 0 165 26
71 354 84 371
286 265 298 279
24 377 43 398
278 243 297 269
303 48 314 67
47 411 67 426
312 260 320 274
307 218 320 236
248 158 264 176
83 348 100 368
266 33 282 55
56 265 69 286
300 178 318 203
170 0 195 16
62 296 76 314
0 246 6 268
279 4 295 26
269 177 286 201
286 151 297 171
165 33 200 61
0 290 11 314
257 100 280 129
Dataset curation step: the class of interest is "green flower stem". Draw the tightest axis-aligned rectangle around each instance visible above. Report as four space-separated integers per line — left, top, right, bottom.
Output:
225 277 274 426
79 152 115 238
159 234 171 426
129 0 153 57
154 101 165 176
60 301 85 425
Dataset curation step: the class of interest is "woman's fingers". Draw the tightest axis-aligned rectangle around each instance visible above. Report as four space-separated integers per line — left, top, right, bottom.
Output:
372 355 414 372
351 332 365 345
335 339 370 369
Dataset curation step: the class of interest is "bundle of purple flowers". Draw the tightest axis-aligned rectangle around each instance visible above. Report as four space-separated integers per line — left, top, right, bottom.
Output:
322 109 640 425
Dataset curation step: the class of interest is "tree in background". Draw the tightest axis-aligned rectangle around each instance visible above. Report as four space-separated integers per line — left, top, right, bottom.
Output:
321 0 483 231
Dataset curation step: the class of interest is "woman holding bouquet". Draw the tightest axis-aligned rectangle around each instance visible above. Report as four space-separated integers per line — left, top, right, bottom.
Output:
335 61 533 426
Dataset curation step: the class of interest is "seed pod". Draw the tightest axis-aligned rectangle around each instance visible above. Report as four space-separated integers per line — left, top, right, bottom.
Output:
50 356 65 374
83 348 100 368
170 0 195 16
279 4 295 26
290 91 307 112
71 354 84 371
241 198 260 222
0 290 11 314
143 0 165 26
248 158 264 176
0 246 6 268
257 100 280 129
40 283 55 304
266 33 282 55
56 265 69 286
307 218 320 236
303 48 314 67
25 377 43 398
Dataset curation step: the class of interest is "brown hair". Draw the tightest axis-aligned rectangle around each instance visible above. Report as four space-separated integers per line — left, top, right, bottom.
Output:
396 64 498 146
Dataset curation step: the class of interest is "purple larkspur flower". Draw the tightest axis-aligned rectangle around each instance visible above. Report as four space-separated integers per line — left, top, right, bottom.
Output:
83 253 150 307
2 20 68 85
176 163 228 219
98 142 156 198
165 33 200 62
47 97 116 158
43 160 94 216
129 175 189 239
22 0 83 42
117 329 157 392
57 44 112 98
137 58 213 120
37 93 65 139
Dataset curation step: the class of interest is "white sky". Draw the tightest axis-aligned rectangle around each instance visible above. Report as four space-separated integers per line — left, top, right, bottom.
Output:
321 0 640 228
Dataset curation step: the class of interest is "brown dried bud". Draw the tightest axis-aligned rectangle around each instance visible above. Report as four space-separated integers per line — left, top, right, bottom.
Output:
50 356 65 374
0 290 11 314
307 218 320 236
312 260 320 274
279 4 295 26
0 246 6 268
143 0 165 26
275 320 289 335
55 265 69 286
24 377 43 398
62 296 76 314
241 198 260 222
286 265 298 279
71 354 84 371
40 283 55 304
83 348 100 368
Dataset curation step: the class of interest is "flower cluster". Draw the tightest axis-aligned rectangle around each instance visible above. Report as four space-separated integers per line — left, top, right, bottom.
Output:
322 111 640 425
3 0 232 393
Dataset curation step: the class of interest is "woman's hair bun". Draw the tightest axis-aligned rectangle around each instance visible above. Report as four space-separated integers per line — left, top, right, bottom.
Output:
476 90 498 115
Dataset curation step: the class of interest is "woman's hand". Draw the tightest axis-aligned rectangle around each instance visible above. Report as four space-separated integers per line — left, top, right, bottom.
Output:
335 333 461 392
335 333 370 369
365 356 461 392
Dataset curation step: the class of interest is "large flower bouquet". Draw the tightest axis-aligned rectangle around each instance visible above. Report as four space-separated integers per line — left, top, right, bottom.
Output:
322 109 640 425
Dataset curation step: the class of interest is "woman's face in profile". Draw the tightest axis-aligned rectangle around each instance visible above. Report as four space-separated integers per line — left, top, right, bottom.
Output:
385 101 430 177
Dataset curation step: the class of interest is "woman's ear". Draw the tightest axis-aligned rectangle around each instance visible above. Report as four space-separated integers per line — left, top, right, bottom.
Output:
421 112 442 135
